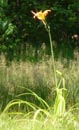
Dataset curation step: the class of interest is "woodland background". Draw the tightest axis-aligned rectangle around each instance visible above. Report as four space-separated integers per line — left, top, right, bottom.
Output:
0 0 79 61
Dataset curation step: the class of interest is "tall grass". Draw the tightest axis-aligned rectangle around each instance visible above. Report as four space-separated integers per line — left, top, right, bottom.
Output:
0 91 79 130
0 84 79 130
0 52 79 109
0 49 79 129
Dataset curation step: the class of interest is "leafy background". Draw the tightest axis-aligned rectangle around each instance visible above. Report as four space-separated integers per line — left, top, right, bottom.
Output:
0 0 79 61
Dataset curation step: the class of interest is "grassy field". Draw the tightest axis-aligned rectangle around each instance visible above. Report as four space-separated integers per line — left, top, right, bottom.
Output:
0 94 79 130
0 98 79 130
0 47 79 129
0 50 79 107
0 111 79 130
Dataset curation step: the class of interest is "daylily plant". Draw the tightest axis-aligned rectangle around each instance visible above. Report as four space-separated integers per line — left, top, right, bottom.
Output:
31 9 66 116
31 10 51 25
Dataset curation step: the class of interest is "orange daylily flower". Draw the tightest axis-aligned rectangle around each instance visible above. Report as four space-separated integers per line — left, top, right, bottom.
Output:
31 10 51 25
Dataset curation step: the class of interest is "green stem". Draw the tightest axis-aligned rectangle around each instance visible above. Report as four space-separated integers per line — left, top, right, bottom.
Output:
45 24 57 88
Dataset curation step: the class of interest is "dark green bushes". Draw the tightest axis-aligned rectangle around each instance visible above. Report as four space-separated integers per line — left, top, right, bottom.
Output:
0 0 79 60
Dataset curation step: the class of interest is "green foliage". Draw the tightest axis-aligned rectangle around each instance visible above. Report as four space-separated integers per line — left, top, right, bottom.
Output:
54 88 65 116
0 108 79 130
0 0 79 59
0 91 79 130
0 0 8 7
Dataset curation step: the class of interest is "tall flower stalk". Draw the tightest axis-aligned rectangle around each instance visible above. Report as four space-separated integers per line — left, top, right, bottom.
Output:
31 10 57 88
31 10 66 116
45 24 57 88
